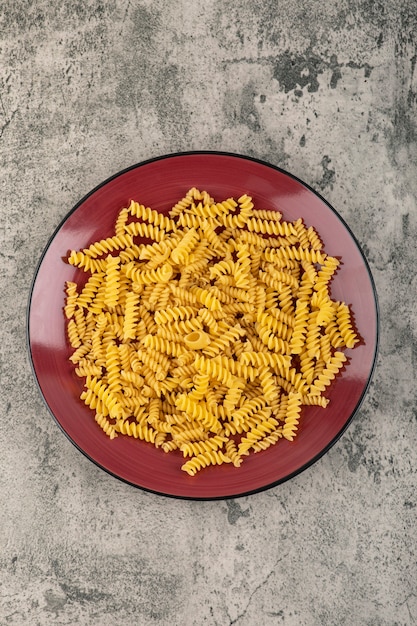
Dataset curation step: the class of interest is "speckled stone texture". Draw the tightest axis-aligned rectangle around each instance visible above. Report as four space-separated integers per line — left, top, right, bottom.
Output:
1 1 417 624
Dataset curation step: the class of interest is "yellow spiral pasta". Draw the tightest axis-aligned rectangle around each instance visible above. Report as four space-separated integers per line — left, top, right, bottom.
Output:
282 392 302 441
81 376 125 420
67 318 82 348
257 365 279 404
201 222 228 255
171 424 208 444
64 187 361 476
239 351 291 371
123 261 173 285
209 355 259 383
83 234 134 259
309 351 347 395
175 394 222 434
74 358 102 378
124 221 166 241
121 369 145 388
73 307 88 342
182 201 220 220
233 243 251 289
232 396 269 427
263 246 327 265
122 291 139 341
180 434 228 458
261 264 300 291
139 236 181 260
315 297 335 327
256 323 290 355
170 318 203 336
119 243 143 263
169 285 199 306
105 342 122 393
335 302 359 349
252 428 283 453
68 251 107 273
154 305 196 325
188 286 222 311
202 323 246 358
209 259 236 280
181 449 232 476
314 256 340 290
115 419 157 443
288 300 309 355
176 211 221 229
194 355 243 389
238 417 278 455
102 255 120 309
168 190 196 216
187 373 211 401
141 335 186 358
64 281 78 319
246 216 297 237
170 228 199 265
256 311 292 341
75 273 104 311
303 311 322 358
95 412 118 439
114 206 129 236
128 201 176 232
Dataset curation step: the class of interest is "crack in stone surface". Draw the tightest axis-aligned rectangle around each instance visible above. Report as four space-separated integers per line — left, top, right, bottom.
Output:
228 558 283 625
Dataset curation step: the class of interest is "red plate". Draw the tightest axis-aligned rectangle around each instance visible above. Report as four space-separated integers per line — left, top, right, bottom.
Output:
27 152 379 499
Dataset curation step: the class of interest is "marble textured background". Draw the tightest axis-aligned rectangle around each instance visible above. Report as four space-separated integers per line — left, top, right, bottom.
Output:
1 1 416 624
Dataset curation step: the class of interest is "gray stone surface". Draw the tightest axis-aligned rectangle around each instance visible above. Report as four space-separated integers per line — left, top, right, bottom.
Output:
1 1 417 624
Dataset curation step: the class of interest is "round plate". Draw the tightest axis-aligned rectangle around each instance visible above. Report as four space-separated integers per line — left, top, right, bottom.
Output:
27 152 379 499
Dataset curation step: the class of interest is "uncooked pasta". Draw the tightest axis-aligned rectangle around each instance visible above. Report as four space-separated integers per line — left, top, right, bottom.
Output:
64 187 360 476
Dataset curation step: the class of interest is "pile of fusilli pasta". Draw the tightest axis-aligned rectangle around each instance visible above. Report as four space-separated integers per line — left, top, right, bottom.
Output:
64 187 359 476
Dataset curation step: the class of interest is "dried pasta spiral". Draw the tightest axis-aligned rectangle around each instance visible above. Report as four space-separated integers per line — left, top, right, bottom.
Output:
209 259 236 280
170 228 199 265
180 435 228 457
83 234 134 258
309 351 347 395
188 373 211 401
154 305 197 325
246 217 297 237
282 392 302 441
240 351 291 371
335 302 359 349
81 376 125 420
74 274 104 310
95 413 118 439
189 286 222 311
64 281 78 319
123 261 173 285
202 323 246 358
141 334 186 358
128 201 176 232
181 450 232 476
263 247 327 264
175 394 222 434
115 420 158 443
238 417 278 455
288 300 309 355
124 221 166 241
68 251 107 273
